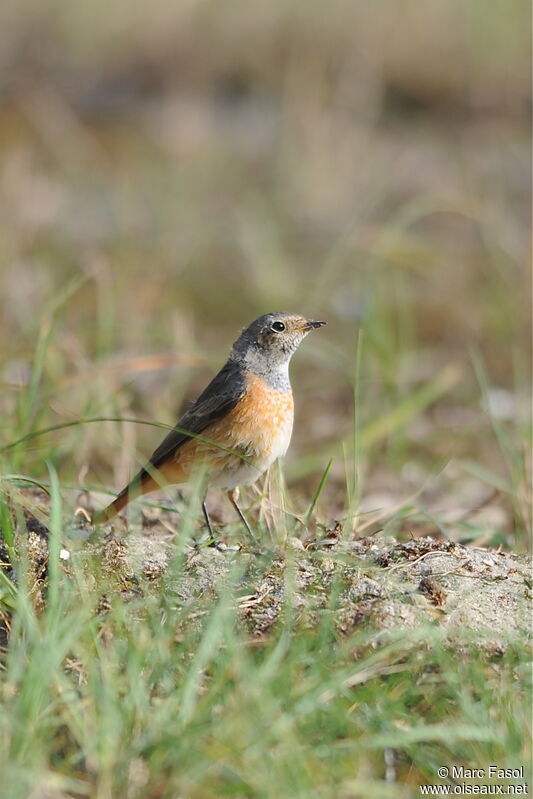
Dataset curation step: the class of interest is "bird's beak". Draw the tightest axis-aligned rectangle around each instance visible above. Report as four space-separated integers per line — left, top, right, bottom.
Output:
301 319 327 331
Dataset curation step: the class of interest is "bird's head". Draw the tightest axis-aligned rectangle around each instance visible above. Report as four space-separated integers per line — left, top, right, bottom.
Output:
231 312 326 379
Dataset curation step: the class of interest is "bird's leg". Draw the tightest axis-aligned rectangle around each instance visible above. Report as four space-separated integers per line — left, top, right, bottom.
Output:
201 499 223 549
201 499 215 538
227 488 259 545
201 498 234 550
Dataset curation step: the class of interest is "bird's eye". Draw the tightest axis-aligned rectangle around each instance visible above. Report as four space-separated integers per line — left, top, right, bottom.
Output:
271 321 286 332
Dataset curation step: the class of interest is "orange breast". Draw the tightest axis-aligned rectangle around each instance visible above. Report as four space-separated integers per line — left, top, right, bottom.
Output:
207 373 294 457
157 373 294 487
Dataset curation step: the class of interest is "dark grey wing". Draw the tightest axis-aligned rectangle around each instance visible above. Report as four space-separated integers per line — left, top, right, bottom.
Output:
91 358 247 522
130 358 246 486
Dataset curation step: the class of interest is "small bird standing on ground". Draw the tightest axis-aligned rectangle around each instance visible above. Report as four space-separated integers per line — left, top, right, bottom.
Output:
92 312 325 536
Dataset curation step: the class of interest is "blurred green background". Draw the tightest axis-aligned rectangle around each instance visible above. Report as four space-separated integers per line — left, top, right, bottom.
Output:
0 0 530 543
0 6 531 798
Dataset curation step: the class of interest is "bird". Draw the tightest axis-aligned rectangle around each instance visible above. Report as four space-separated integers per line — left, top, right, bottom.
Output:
91 312 326 537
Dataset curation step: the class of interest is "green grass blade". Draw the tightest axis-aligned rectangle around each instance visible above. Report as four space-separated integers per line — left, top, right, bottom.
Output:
305 457 333 524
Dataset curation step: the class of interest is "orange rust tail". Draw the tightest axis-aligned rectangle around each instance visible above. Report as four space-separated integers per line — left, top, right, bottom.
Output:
92 473 161 526
91 454 192 526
